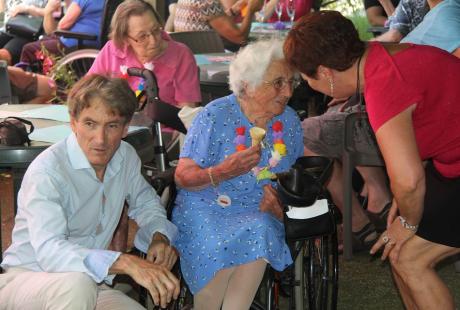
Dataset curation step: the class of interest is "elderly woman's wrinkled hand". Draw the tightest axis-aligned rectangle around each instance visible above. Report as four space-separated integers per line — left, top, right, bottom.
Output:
221 144 262 178
370 217 415 264
147 232 178 271
259 184 283 220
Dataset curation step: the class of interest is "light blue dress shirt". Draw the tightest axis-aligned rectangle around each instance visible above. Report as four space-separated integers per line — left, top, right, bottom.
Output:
1 133 178 283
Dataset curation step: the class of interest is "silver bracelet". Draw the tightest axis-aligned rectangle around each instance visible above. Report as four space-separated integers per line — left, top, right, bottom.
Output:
398 216 418 232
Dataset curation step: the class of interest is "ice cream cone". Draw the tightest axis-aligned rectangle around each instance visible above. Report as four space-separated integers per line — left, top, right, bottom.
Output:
250 127 266 147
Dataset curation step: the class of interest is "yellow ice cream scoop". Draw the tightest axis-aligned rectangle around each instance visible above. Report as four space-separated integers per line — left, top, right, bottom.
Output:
250 127 266 147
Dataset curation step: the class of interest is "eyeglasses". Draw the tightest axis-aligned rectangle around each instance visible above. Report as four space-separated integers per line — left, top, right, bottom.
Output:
128 27 162 44
263 77 301 91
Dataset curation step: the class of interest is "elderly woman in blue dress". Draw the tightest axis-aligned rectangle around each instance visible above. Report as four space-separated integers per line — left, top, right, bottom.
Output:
173 38 303 310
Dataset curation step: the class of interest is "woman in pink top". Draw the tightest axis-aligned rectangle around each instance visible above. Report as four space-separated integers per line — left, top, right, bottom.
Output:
284 11 460 309
88 0 201 121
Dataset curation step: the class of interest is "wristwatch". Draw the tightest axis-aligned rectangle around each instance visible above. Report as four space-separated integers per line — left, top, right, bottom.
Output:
398 216 418 232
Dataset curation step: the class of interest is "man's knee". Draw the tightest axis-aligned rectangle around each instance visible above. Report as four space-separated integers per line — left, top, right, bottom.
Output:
50 272 97 309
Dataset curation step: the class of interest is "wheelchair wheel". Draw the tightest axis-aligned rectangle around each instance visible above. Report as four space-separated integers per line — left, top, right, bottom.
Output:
51 49 98 102
303 233 339 310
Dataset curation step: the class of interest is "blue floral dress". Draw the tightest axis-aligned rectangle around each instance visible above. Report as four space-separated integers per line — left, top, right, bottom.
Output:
172 94 303 294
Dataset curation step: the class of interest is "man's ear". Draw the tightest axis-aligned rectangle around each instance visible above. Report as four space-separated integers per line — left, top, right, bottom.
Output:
122 123 129 138
70 115 77 133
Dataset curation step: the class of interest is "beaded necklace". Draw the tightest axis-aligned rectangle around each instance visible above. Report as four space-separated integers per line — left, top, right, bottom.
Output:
234 120 287 181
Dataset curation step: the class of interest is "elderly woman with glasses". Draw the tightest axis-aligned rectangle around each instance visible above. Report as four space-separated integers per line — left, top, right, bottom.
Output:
88 0 201 120
172 38 303 310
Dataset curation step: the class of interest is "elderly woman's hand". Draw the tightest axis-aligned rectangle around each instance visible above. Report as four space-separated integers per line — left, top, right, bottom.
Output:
219 144 262 178
259 184 283 220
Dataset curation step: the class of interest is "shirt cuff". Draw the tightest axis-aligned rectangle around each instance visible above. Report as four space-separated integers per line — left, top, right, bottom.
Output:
134 220 179 253
83 249 121 283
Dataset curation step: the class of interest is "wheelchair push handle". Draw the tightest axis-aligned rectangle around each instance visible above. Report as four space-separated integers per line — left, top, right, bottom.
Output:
276 156 334 207
127 67 159 101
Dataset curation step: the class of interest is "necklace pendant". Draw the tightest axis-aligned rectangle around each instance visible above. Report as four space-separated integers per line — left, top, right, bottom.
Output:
217 194 232 208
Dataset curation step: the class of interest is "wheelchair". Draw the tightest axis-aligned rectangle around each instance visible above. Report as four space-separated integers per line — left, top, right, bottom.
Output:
132 68 339 310
251 156 339 310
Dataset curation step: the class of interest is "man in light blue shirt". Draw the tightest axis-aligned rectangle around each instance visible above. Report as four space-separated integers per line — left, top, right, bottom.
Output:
0 75 180 309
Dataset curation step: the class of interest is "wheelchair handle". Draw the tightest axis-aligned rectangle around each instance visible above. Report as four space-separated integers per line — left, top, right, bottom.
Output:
127 67 159 101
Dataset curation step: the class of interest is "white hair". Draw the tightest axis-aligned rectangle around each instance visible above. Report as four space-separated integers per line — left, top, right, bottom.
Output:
229 38 286 97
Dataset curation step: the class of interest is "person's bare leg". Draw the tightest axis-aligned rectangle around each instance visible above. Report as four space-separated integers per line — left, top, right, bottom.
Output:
391 267 419 309
194 267 235 310
391 235 460 310
356 166 392 213
221 259 267 310
304 147 373 234
0 48 12 65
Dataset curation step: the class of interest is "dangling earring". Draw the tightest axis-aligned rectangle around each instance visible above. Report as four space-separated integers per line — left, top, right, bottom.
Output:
329 77 334 98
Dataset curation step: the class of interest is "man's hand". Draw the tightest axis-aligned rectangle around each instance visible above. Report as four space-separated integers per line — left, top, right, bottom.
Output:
111 254 180 308
147 232 178 270
259 184 283 220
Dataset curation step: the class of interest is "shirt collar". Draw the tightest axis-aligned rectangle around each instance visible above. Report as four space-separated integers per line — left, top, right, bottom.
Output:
66 133 124 181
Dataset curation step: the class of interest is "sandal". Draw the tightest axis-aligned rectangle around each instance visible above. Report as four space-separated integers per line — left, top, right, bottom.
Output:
338 222 378 254
351 222 378 252
366 202 392 233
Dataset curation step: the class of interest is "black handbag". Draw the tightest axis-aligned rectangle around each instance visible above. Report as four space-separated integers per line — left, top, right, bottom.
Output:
0 117 34 146
6 14 44 40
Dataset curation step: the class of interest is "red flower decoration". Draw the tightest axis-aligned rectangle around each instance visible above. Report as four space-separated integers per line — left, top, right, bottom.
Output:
34 50 45 60
272 121 283 132
236 144 247 151
274 138 285 144
236 126 246 135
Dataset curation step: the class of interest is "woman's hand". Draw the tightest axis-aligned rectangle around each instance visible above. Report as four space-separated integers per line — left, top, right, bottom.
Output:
259 184 283 220
370 216 416 263
147 232 178 271
219 144 262 179
44 0 61 15
10 4 30 17
386 198 398 229
247 0 264 14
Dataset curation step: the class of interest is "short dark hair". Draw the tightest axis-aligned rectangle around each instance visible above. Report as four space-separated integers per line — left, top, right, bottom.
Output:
67 74 137 124
284 11 365 78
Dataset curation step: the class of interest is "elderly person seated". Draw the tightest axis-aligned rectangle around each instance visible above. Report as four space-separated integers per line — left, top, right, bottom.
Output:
173 0 264 47
0 75 179 309
88 0 201 120
228 0 313 23
284 11 460 309
173 38 303 310
374 0 429 42
364 0 399 27
0 0 48 65
20 0 104 68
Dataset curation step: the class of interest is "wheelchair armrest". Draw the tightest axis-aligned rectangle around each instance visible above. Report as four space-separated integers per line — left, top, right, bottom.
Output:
53 30 97 42
150 167 176 196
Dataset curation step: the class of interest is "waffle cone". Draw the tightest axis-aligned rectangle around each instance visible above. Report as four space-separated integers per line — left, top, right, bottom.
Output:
250 127 266 147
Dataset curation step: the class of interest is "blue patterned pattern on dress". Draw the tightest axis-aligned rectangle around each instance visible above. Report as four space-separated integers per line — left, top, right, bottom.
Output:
172 94 304 294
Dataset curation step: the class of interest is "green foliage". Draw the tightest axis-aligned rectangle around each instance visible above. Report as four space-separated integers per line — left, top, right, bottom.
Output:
320 0 374 41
